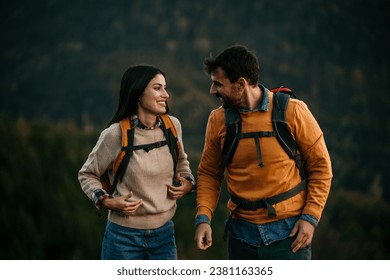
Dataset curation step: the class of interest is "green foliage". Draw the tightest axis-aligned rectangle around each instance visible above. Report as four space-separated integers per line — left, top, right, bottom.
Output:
313 189 390 259
0 115 106 259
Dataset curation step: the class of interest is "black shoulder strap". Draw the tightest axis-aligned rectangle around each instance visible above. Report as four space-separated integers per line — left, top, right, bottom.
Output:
272 91 306 180
222 108 241 167
272 92 296 156
160 116 181 186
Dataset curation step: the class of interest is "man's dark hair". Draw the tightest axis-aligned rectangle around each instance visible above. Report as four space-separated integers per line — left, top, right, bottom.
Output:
204 45 259 85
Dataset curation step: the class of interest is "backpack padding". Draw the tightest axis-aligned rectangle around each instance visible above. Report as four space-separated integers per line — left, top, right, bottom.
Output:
160 114 181 155
113 118 132 174
222 108 241 166
272 92 299 157
101 118 132 194
272 92 307 180
160 114 181 186
104 118 134 195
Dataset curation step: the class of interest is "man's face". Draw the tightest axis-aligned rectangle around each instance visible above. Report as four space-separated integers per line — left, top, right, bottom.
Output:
209 67 243 109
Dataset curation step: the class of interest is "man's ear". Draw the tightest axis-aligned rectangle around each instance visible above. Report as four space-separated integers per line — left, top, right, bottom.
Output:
237 77 247 90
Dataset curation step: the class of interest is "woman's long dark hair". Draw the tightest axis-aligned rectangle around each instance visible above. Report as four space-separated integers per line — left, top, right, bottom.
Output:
107 65 167 127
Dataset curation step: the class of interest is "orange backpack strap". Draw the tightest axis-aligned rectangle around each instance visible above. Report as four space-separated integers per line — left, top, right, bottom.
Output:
101 117 133 195
160 114 181 154
112 118 132 174
120 117 131 147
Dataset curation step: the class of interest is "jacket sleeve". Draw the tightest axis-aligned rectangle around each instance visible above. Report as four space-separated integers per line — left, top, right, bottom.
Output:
170 116 195 182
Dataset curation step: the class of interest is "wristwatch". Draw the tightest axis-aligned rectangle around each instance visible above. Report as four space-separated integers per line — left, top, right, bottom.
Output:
184 176 196 194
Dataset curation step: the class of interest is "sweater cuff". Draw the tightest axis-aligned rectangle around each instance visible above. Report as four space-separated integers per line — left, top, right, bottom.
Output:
92 189 111 210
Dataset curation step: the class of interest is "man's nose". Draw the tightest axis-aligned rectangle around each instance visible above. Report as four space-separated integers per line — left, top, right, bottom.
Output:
210 84 217 95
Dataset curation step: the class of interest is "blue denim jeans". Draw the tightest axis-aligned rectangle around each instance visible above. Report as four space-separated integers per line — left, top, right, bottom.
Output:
228 234 311 260
101 220 177 260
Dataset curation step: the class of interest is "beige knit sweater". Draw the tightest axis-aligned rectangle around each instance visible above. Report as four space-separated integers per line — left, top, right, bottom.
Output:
78 115 194 229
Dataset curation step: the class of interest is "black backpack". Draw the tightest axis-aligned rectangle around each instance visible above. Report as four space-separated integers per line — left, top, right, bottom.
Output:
222 87 307 218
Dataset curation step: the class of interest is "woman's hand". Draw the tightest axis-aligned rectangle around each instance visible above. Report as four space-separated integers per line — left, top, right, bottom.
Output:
102 192 143 216
167 174 193 200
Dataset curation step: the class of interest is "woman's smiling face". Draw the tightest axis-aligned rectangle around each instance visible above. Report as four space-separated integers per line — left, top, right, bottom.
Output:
137 73 169 117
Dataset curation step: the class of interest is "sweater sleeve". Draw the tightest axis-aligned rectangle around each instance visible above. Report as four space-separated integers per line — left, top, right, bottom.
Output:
78 124 121 203
195 109 225 221
169 116 195 182
289 100 333 221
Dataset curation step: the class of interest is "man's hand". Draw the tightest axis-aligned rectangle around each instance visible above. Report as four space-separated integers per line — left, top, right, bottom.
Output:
289 219 315 253
194 223 213 250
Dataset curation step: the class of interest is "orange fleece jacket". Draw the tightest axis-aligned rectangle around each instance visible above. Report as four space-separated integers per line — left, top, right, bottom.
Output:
196 91 333 224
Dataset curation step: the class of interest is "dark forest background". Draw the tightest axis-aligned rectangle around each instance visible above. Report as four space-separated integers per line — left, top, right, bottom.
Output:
1 0 389 260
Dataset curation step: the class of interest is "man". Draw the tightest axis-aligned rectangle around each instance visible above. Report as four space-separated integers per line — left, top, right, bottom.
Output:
194 45 332 259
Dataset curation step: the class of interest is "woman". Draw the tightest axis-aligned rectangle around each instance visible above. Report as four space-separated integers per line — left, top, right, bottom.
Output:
78 65 195 260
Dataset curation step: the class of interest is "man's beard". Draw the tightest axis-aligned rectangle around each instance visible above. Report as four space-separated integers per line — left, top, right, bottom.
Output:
216 93 239 109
